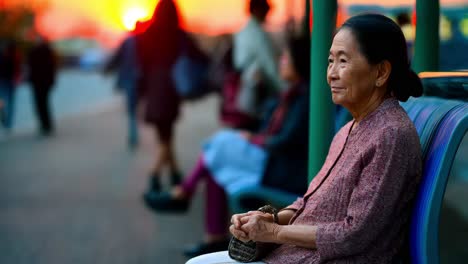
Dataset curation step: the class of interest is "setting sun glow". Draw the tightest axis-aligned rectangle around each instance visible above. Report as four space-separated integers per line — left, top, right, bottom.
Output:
6 0 466 48
122 7 150 31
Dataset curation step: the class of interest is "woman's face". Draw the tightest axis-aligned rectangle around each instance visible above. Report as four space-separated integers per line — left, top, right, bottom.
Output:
279 50 299 83
327 28 380 109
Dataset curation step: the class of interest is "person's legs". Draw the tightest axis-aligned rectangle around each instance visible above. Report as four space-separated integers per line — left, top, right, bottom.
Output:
179 156 208 197
205 172 229 239
126 85 139 148
147 120 173 188
0 81 15 130
183 165 231 258
147 127 165 192
143 155 207 212
0 85 6 129
166 135 181 185
145 152 225 209
33 85 53 135
153 121 181 185
128 112 138 147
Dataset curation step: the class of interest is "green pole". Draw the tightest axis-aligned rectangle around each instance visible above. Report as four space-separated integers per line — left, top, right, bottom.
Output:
412 0 439 73
308 0 337 182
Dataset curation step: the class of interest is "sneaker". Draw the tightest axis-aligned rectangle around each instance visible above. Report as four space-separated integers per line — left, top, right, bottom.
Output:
183 239 231 258
148 173 161 193
170 170 182 186
143 191 189 213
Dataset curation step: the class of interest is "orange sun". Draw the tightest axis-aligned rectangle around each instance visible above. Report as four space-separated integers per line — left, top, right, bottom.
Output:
122 7 149 31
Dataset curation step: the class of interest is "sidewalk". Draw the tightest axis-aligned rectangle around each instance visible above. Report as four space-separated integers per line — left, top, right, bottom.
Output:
0 94 221 264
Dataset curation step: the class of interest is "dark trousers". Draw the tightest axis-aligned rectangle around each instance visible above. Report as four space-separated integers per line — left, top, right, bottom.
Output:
0 80 15 129
32 84 53 134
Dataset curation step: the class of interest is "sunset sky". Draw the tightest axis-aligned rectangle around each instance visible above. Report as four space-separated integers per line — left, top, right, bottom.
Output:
5 0 467 46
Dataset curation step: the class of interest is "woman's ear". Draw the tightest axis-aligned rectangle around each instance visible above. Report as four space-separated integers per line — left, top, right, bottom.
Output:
375 60 391 87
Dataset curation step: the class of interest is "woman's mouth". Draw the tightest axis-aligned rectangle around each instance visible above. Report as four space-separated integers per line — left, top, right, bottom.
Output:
331 86 344 93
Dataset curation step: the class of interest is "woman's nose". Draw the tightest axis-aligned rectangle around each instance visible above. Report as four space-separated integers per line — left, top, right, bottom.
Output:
327 64 338 81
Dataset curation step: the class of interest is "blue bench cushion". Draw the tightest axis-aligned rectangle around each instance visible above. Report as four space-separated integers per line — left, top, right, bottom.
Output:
409 103 468 264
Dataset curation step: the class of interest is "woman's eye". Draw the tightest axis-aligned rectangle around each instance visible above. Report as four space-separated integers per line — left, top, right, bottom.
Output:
340 59 347 63
328 58 333 64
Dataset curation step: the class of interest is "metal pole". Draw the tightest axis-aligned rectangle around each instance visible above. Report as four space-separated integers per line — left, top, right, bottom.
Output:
308 0 337 182
413 0 440 73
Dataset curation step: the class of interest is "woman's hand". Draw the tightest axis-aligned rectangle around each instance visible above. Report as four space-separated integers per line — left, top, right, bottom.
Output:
230 212 251 242
240 213 280 243
229 211 277 243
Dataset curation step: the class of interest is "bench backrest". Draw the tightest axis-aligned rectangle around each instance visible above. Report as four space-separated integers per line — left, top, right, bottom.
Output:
405 100 467 264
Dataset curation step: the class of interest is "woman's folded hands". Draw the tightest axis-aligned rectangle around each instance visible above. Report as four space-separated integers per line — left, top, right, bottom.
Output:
230 211 280 243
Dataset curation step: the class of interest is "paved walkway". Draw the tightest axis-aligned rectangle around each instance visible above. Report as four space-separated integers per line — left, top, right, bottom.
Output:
0 94 221 264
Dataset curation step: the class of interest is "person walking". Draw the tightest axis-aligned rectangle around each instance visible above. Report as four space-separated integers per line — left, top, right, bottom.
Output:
137 0 195 193
27 33 57 136
0 39 21 132
104 31 141 149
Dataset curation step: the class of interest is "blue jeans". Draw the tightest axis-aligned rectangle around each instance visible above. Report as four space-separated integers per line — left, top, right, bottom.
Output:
124 82 138 146
0 80 15 130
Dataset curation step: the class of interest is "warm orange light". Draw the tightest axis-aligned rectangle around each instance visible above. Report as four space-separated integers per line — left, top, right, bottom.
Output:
122 7 149 31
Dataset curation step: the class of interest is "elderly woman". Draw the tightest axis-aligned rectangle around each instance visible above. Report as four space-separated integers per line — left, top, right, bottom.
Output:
187 13 423 264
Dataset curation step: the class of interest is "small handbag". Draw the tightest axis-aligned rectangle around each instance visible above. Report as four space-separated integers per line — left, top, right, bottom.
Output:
228 205 278 263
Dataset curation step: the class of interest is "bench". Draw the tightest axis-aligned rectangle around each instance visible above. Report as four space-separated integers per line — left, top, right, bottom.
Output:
409 102 467 264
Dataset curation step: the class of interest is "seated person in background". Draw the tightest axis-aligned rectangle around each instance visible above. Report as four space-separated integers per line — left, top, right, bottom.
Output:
143 34 311 258
187 13 423 264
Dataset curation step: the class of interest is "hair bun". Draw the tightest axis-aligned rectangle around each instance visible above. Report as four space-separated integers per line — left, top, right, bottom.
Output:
406 69 423 98
393 69 423 102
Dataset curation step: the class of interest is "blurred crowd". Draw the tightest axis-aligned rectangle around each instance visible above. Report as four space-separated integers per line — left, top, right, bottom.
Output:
101 0 313 258
0 31 57 136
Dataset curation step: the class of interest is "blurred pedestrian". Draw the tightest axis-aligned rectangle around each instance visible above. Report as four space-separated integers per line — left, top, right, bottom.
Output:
104 29 141 149
233 0 284 122
27 33 57 136
137 0 193 194
0 39 21 132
